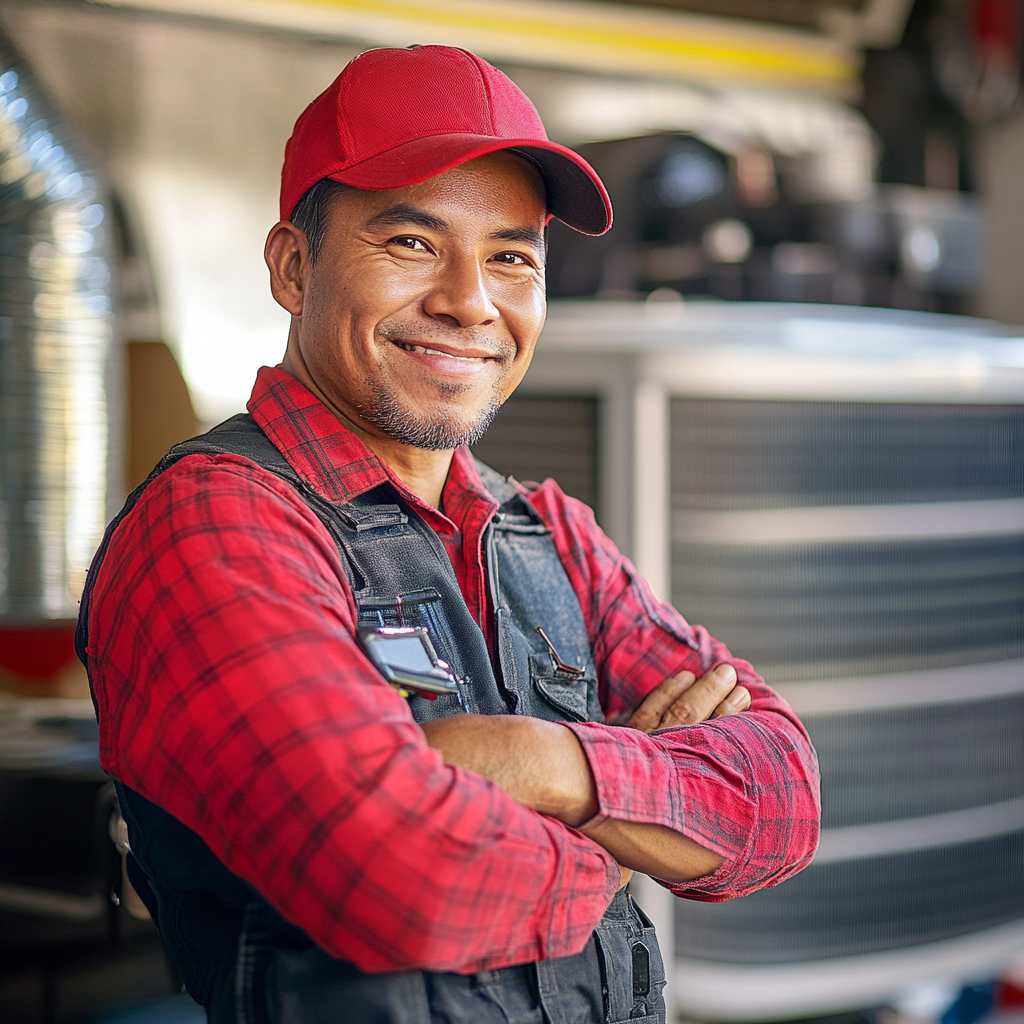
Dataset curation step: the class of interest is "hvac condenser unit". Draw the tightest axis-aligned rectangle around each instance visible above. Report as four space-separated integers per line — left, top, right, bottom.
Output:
472 301 1024 1021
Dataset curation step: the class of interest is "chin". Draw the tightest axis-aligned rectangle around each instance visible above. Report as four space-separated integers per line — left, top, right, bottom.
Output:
366 389 500 450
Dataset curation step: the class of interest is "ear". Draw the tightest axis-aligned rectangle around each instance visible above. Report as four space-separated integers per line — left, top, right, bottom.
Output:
265 221 308 316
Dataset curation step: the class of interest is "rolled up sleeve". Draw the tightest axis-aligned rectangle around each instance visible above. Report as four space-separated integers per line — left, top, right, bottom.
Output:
525 480 821 900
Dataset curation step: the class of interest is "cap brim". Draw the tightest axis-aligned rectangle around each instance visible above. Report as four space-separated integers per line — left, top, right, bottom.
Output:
327 133 612 236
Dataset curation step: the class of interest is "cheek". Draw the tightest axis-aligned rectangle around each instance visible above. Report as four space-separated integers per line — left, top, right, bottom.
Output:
312 266 424 357
514 277 547 330
304 279 378 369
503 282 546 366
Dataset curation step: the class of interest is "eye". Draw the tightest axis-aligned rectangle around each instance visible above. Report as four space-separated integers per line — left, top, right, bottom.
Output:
490 251 530 266
389 236 433 253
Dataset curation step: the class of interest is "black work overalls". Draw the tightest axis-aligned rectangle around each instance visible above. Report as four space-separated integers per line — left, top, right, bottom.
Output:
77 415 667 1024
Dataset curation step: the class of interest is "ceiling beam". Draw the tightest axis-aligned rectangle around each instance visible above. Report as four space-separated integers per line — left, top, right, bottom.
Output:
604 0 863 34
87 0 861 96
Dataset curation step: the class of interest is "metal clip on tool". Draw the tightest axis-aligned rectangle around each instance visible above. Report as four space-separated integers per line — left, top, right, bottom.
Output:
358 626 462 702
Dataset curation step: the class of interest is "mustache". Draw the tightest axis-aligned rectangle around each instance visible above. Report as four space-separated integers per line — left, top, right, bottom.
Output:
377 318 513 359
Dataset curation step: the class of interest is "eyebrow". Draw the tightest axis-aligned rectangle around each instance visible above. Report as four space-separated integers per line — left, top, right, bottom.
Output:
489 226 546 251
365 203 545 251
365 204 450 232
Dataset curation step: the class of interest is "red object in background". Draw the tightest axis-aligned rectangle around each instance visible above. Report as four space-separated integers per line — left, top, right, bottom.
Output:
997 980 1024 1008
0 624 79 683
973 0 1021 65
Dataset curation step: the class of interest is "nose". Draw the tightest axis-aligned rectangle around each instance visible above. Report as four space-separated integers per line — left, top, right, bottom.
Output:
421 253 499 328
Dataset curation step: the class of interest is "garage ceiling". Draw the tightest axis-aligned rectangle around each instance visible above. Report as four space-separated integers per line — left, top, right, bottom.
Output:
611 0 913 43
611 0 866 33
90 0 915 96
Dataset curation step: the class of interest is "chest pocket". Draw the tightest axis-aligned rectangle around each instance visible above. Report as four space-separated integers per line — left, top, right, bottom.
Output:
332 495 509 721
327 487 601 725
489 513 601 725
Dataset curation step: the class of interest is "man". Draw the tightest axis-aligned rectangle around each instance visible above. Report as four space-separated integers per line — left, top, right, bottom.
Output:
78 46 819 1024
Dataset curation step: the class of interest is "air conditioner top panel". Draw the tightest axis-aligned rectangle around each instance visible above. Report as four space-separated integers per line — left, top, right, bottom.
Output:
538 301 1024 403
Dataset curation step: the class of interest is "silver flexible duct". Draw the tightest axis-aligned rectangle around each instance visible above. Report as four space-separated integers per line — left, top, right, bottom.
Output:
0 35 118 622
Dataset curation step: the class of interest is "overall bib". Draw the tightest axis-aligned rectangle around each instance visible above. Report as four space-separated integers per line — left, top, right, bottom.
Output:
77 415 667 1024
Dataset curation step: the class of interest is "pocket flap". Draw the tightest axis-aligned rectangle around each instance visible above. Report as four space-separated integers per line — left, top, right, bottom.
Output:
530 654 591 722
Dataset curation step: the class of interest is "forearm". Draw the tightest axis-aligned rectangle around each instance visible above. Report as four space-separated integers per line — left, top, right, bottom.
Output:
512 484 820 896
580 818 722 883
421 715 597 821
565 709 820 900
421 715 723 882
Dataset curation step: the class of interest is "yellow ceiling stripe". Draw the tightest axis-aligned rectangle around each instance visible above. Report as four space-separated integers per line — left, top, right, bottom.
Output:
300 0 855 83
90 0 860 93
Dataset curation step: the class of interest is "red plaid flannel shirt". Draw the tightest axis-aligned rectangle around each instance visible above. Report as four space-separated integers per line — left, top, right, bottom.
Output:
84 366 819 975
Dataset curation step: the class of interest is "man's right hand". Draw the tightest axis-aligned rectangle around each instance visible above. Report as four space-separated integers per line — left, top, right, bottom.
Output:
619 664 750 734
420 665 745 886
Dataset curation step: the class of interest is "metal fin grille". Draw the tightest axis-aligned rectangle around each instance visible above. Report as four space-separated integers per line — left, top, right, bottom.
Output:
671 537 1024 681
669 395 1024 969
675 831 1024 964
670 401 1024 511
471 395 599 515
809 694 1024 829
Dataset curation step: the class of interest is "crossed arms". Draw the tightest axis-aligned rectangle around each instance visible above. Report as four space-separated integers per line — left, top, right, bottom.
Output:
422 662 750 886
86 455 821 975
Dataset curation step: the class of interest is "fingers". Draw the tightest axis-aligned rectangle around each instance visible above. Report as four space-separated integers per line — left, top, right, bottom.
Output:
711 685 751 719
655 663 741 730
624 671 696 732
622 663 749 734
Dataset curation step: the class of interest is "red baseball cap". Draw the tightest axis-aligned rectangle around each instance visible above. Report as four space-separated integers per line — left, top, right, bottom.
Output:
280 45 612 235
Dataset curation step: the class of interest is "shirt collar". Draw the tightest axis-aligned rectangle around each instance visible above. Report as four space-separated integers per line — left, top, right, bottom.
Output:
246 366 499 525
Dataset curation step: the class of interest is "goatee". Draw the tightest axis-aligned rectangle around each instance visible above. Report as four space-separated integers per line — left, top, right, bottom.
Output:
363 378 501 451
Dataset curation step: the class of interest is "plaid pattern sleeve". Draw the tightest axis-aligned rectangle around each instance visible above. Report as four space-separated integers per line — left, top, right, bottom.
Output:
85 450 620 975
523 480 821 900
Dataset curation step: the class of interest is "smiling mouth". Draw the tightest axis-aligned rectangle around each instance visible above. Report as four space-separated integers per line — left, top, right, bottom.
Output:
394 341 493 362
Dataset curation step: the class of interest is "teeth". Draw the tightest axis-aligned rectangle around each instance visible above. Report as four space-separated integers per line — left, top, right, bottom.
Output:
399 342 481 361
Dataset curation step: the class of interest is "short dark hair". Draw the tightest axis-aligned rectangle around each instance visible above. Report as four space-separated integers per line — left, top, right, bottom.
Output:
289 178 353 265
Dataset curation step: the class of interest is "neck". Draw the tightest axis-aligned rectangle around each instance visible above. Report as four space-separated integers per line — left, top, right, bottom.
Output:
363 436 453 513
280 346 453 511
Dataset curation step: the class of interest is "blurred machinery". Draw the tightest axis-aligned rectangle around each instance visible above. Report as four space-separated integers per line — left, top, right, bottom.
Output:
0 2 1017 1018
547 132 983 314
472 299 1024 1020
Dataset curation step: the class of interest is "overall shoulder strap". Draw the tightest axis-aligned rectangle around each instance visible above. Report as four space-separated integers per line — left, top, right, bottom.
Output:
473 458 519 507
472 457 549 528
156 413 296 481
474 457 602 723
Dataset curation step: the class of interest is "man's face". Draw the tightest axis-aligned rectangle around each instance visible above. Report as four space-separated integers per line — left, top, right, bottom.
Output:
291 151 547 450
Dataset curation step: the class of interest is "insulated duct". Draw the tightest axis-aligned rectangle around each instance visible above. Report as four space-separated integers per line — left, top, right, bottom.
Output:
0 34 118 624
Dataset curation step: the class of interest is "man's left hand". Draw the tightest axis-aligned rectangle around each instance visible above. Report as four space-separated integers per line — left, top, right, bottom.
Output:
618 663 750 734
